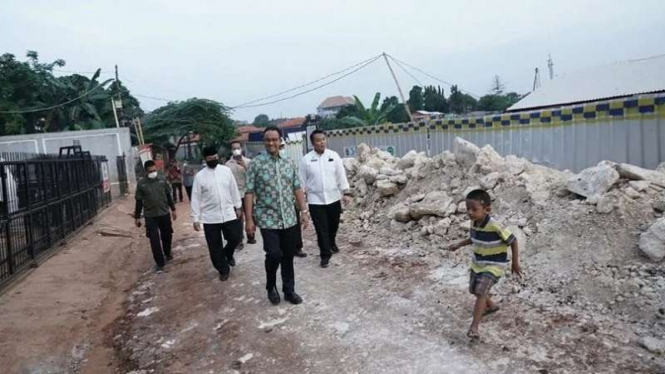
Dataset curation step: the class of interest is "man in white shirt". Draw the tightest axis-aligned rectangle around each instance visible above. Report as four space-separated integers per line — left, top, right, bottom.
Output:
299 130 351 268
191 146 243 281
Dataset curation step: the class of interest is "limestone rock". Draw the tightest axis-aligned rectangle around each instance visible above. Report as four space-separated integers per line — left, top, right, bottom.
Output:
355 178 368 197
624 186 641 199
629 180 651 192
457 201 467 214
409 191 454 219
639 218 665 262
657 162 665 174
445 203 458 217
596 196 614 214
389 174 409 185
639 336 665 354
506 225 526 254
390 219 408 232
407 193 426 203
379 166 401 176
463 185 483 198
617 163 665 187
374 149 393 162
500 155 529 176
377 180 399 197
397 150 418 170
357 143 371 163
452 137 480 171
473 145 504 175
343 158 359 175
357 165 378 184
567 163 620 198
480 172 501 190
389 203 411 223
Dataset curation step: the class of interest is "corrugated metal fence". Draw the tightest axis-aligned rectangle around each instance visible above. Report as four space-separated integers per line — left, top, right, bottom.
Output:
326 93 665 172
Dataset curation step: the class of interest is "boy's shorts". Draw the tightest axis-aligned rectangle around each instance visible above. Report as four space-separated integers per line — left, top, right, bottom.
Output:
469 271 497 296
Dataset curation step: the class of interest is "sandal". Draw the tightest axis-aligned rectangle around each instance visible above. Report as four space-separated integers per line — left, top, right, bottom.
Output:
467 330 480 340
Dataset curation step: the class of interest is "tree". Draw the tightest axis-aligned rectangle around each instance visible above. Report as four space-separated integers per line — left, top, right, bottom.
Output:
253 114 270 127
476 76 522 112
407 85 423 112
380 96 409 123
423 85 448 113
490 75 505 95
143 98 236 157
448 85 478 114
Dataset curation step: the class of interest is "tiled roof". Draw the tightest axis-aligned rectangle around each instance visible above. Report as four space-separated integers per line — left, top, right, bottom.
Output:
317 96 355 109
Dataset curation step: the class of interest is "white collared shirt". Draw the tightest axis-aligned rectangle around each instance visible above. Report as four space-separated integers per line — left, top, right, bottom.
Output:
300 149 350 205
190 165 242 224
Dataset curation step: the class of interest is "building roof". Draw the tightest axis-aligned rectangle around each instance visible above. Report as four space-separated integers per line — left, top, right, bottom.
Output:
276 117 306 128
507 54 665 112
237 125 263 133
317 96 355 109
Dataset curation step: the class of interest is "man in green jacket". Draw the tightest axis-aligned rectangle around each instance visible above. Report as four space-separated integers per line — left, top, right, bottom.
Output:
134 160 178 271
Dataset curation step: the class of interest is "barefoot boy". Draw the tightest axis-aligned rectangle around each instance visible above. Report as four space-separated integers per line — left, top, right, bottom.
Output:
446 189 521 339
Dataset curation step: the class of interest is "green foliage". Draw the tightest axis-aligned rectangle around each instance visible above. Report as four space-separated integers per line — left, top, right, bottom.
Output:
253 114 270 127
407 86 423 112
448 85 478 114
380 96 410 123
143 98 236 156
422 85 448 113
476 76 521 112
0 51 143 136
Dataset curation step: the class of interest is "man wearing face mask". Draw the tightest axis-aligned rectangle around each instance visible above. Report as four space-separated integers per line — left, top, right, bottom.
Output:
134 160 178 272
191 146 244 282
225 140 254 248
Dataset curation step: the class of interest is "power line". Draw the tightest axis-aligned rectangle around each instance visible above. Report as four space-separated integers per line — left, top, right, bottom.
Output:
390 57 424 86
386 54 479 98
134 93 174 102
53 68 113 75
230 54 381 108
232 54 382 109
0 85 107 114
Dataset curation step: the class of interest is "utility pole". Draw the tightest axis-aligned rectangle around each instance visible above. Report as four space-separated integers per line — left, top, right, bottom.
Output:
533 67 541 91
382 53 414 123
547 54 555 80
115 65 122 103
112 65 123 126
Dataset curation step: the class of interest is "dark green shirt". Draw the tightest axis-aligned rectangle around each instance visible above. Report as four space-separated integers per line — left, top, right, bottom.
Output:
134 176 175 218
246 152 301 230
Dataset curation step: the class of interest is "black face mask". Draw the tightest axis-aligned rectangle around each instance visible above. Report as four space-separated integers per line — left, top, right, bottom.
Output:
206 160 219 169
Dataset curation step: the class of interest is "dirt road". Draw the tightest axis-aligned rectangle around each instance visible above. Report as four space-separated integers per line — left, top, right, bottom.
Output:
116 204 532 374
0 198 149 374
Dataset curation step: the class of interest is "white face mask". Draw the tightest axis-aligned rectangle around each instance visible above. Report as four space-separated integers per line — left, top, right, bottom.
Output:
148 171 158 179
232 149 242 156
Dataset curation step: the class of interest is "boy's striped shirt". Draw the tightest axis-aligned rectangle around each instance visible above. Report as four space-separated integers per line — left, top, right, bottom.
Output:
469 216 515 278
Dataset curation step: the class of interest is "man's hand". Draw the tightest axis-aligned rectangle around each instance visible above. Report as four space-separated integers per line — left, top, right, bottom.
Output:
342 195 352 206
300 211 310 230
237 159 246 169
135 219 141 228
246 218 256 237
171 210 177 221
193 222 201 232
235 208 243 220
511 262 522 278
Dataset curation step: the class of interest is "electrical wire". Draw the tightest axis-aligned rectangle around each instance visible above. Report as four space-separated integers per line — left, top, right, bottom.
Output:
0 85 107 114
231 54 382 109
134 93 173 102
390 57 424 86
386 54 479 98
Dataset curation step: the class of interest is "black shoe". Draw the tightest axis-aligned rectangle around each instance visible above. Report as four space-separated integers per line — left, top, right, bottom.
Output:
331 245 340 254
295 250 307 258
247 235 257 244
284 292 303 305
320 258 330 268
228 257 236 267
219 272 230 281
268 288 281 305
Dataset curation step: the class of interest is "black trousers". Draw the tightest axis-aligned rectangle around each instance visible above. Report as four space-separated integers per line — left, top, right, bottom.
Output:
261 225 299 293
172 182 183 202
185 186 193 202
145 214 173 268
309 201 342 259
203 219 242 275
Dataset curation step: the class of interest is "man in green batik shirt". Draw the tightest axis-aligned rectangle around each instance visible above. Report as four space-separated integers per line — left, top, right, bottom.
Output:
245 126 309 306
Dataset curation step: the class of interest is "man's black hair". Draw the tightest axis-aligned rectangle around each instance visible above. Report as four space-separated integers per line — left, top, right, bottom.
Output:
263 126 282 137
203 146 218 158
309 129 326 143
144 160 156 170
466 189 491 207
230 140 242 147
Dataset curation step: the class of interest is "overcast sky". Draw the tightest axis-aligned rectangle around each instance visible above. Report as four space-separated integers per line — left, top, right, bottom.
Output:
2 0 664 122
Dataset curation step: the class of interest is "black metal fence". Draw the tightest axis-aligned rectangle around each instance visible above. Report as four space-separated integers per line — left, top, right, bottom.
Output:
117 155 129 195
0 151 112 286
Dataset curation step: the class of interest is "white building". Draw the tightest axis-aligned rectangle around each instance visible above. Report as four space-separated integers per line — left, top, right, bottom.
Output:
317 96 355 118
